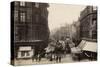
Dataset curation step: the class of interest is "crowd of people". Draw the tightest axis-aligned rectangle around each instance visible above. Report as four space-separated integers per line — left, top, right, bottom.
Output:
32 38 75 63
44 39 73 63
31 38 97 63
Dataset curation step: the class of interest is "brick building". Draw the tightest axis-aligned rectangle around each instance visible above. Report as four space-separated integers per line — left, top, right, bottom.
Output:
11 1 50 60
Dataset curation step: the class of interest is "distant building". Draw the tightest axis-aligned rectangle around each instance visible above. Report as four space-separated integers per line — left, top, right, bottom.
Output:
71 21 80 46
79 6 97 41
11 1 49 59
60 24 71 39
50 24 71 41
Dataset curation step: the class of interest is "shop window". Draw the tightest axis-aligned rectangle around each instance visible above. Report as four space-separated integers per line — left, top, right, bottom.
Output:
21 51 30 57
26 52 30 56
21 51 25 57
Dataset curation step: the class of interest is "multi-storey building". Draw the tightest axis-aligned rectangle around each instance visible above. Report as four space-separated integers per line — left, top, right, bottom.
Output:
79 6 97 41
78 6 97 60
11 1 49 60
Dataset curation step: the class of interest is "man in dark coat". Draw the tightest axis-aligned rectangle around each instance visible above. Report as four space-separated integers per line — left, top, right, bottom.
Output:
55 40 63 62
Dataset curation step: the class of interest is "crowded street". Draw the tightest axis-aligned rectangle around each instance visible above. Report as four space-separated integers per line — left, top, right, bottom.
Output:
14 54 90 66
10 2 97 66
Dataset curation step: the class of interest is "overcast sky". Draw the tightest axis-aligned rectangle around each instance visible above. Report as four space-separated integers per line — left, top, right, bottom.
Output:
47 4 86 31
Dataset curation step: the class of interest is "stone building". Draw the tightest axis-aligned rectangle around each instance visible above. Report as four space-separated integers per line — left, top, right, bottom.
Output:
78 6 97 60
11 1 50 60
79 6 97 41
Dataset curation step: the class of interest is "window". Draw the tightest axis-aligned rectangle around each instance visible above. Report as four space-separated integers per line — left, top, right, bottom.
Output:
26 52 30 56
36 14 39 23
20 12 25 22
15 36 19 41
21 51 25 57
14 2 19 6
93 6 97 10
35 3 39 8
14 10 18 21
15 27 18 34
92 31 97 39
92 20 96 25
21 51 30 57
20 2 25 6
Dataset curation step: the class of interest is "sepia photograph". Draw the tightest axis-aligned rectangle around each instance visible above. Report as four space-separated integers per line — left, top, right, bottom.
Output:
11 1 97 66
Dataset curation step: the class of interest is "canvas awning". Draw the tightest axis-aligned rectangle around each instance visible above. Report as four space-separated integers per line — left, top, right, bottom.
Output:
78 40 97 52
71 47 81 53
69 42 75 48
71 40 97 53
82 41 97 52
78 40 86 49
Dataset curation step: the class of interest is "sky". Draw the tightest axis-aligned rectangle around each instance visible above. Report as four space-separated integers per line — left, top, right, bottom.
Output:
47 3 86 31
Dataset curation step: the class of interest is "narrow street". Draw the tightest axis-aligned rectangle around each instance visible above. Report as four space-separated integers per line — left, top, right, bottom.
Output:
14 54 90 66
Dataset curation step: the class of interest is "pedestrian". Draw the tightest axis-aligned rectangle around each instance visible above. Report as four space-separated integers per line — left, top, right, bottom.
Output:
55 40 63 63
35 54 38 62
32 55 35 62
37 51 42 62
33 53 41 62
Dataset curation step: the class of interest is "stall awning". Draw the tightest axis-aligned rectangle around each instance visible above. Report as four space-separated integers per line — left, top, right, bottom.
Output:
71 40 97 53
71 47 81 53
82 41 97 52
78 40 86 49
78 40 97 52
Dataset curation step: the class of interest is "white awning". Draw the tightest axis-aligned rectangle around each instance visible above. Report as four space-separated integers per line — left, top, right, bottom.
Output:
19 46 32 51
69 42 75 48
78 40 86 49
82 41 97 52
71 47 81 53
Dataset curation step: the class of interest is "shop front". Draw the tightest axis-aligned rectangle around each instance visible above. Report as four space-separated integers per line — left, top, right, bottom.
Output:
82 41 97 60
71 40 97 61
15 40 48 59
17 46 34 59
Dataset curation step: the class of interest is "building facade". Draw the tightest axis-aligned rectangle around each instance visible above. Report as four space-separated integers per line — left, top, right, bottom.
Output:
11 1 49 59
79 6 97 41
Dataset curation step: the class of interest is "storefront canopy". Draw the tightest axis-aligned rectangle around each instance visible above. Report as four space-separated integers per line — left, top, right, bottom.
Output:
82 41 97 52
78 40 86 49
71 47 81 53
78 40 97 52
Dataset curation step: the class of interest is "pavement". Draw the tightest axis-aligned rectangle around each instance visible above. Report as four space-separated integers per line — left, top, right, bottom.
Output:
14 54 90 66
